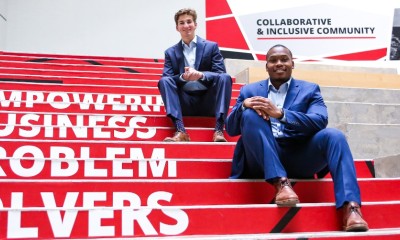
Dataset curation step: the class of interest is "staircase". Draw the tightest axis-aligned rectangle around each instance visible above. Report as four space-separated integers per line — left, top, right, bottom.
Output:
0 51 399 239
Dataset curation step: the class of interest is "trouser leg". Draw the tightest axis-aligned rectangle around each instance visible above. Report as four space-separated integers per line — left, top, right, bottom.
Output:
158 76 183 120
282 128 361 208
212 73 232 120
240 109 286 180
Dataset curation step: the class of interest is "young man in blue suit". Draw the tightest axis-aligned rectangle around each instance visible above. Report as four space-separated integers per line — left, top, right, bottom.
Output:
158 8 232 142
225 44 368 232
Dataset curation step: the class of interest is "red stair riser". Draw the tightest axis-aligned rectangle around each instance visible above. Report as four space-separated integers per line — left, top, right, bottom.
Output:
309 236 400 240
0 59 164 69
0 65 163 74
0 56 164 67
0 74 162 87
0 91 167 115
0 90 238 110
0 52 165 63
0 68 162 80
0 112 219 128
0 82 242 96
0 100 236 116
0 159 232 179
0 125 239 141
0 180 397 206
0 75 244 90
0 81 163 94
0 158 374 179
0 203 399 238
0 140 237 159
0 101 167 115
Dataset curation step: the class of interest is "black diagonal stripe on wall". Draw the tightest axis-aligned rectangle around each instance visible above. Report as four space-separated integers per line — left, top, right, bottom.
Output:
85 60 103 65
220 50 254 60
270 207 301 233
26 58 54 63
120 67 139 73
0 78 63 84
366 161 376 178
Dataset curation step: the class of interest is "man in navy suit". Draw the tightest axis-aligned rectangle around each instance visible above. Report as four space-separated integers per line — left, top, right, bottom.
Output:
158 8 232 142
225 44 368 232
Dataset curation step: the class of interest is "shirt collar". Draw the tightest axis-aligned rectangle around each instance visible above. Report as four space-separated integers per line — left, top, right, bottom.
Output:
268 78 292 93
182 35 197 48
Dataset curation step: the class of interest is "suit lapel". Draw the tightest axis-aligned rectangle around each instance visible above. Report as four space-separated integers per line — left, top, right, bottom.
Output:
283 79 300 109
195 36 205 69
175 42 185 72
256 80 269 97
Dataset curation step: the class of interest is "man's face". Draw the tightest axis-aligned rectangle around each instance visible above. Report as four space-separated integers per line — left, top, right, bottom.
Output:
176 14 197 39
266 46 294 82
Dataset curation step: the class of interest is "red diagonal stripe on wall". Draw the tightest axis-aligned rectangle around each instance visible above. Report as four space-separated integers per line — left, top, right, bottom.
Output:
324 48 387 61
206 0 232 18
206 17 249 50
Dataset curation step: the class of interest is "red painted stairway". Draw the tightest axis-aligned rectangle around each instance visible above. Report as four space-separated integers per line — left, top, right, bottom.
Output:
0 51 399 239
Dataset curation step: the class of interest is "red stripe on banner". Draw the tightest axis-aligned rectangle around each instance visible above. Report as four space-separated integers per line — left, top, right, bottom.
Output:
206 17 249 50
324 48 388 61
206 0 232 18
257 37 377 40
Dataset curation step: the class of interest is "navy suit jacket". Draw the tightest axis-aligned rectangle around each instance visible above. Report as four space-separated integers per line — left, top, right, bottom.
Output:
162 36 227 83
225 78 329 178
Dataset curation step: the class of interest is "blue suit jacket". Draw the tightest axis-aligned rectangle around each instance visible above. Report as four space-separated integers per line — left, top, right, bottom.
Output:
161 36 227 83
225 78 329 178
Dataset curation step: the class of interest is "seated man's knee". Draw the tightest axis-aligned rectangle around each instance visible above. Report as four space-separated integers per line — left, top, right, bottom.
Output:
319 128 347 141
242 109 262 124
218 73 233 84
158 76 175 88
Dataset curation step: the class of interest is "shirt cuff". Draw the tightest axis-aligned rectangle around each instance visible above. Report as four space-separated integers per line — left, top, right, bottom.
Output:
278 108 287 122
241 103 246 111
199 73 206 81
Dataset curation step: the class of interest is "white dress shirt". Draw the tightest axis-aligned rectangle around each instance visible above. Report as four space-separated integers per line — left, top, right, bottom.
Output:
268 79 291 138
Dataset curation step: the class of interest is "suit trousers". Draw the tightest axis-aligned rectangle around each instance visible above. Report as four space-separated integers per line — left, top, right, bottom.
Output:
158 73 232 120
240 109 361 208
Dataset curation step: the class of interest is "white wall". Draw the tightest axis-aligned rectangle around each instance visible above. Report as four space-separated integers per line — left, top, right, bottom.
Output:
3 0 205 58
0 0 6 50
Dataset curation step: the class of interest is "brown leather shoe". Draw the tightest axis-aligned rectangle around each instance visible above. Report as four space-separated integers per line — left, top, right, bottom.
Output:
273 177 299 206
342 201 369 232
163 131 190 142
213 131 227 142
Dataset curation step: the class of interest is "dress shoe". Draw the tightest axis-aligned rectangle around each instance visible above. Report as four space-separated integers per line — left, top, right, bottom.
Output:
163 131 190 142
273 177 299 206
342 201 369 232
213 131 227 142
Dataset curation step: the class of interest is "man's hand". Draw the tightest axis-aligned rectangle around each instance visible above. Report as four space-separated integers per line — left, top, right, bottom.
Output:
182 67 204 81
243 96 282 120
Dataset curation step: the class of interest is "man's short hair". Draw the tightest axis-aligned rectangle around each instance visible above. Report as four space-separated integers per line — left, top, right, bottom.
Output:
266 44 293 60
174 8 197 25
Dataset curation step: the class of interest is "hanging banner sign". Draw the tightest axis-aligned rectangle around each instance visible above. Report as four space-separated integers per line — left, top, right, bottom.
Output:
206 0 396 61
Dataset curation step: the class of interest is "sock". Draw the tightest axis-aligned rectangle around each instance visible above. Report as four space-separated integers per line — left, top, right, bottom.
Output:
215 117 225 132
172 118 186 133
